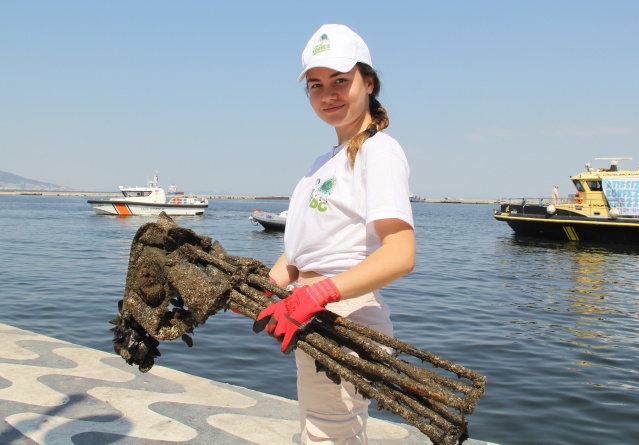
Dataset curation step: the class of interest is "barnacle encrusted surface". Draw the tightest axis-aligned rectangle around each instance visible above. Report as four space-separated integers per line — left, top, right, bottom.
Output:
109 212 486 445
110 212 271 371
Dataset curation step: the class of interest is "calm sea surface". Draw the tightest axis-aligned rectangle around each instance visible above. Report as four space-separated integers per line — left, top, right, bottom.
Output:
1 195 637 445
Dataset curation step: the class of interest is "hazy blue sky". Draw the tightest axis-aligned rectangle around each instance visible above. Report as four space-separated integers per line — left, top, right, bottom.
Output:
2 1 637 199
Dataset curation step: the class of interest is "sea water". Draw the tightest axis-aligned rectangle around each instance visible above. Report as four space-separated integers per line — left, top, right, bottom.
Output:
1 195 637 445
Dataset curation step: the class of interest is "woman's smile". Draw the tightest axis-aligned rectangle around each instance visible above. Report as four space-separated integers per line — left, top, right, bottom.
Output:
323 103 345 113
306 66 373 142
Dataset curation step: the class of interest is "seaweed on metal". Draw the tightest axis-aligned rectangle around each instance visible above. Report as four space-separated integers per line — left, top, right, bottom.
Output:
109 212 486 445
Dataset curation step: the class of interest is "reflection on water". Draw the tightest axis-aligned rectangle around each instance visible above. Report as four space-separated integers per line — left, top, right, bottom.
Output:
483 234 638 444
499 236 639 372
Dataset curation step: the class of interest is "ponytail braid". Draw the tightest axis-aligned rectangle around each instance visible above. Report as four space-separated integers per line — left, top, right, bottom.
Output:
346 64 389 168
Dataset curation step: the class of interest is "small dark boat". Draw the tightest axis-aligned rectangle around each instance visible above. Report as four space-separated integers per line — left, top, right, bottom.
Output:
249 209 287 231
494 157 639 245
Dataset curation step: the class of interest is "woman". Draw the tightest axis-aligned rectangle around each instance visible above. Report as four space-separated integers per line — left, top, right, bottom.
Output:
254 24 416 444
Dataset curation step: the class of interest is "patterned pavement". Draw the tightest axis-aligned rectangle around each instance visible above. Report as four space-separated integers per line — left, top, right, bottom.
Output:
0 323 495 444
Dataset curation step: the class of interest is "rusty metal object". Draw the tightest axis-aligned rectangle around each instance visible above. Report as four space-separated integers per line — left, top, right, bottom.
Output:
109 212 486 445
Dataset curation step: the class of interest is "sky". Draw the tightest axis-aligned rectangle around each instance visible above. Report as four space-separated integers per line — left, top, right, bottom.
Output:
1 1 637 199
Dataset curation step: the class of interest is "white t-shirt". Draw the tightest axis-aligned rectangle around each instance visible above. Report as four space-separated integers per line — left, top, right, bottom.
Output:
284 132 414 276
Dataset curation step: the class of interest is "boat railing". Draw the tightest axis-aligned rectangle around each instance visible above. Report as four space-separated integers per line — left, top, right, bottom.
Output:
498 197 629 218
499 197 557 207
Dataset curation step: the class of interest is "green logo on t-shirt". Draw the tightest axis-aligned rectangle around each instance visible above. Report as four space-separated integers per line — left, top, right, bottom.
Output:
309 177 336 212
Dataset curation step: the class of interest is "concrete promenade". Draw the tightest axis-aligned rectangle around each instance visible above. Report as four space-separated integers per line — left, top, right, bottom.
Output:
0 323 496 445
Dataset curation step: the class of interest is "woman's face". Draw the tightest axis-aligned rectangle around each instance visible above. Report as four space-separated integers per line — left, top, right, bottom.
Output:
306 66 374 138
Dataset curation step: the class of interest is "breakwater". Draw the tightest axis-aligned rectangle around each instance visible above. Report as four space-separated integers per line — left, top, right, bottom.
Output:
0 191 496 203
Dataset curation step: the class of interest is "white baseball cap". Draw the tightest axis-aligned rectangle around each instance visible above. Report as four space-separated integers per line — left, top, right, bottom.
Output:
298 24 372 83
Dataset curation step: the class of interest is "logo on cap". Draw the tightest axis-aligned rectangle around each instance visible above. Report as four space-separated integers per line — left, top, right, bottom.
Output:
312 33 331 56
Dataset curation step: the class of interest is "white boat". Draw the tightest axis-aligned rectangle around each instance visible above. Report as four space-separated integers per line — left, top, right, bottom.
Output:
249 209 287 231
88 174 208 216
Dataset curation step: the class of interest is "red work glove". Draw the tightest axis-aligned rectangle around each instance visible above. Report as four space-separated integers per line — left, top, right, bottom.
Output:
252 279 341 354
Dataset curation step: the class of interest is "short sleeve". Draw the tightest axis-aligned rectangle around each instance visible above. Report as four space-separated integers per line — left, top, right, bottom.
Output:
360 133 414 228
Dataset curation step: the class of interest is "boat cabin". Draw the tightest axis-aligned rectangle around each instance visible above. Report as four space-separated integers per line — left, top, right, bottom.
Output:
569 158 639 218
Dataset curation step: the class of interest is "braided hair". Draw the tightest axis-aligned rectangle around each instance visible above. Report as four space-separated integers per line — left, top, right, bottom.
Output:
345 63 389 168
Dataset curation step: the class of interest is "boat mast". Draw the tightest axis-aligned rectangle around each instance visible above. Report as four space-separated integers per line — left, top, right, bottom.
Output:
148 172 159 188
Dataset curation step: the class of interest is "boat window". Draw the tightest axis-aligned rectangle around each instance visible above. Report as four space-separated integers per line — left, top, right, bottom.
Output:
586 181 602 191
123 191 152 197
573 180 585 192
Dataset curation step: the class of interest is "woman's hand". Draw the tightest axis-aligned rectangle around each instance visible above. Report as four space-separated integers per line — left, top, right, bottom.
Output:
253 279 341 354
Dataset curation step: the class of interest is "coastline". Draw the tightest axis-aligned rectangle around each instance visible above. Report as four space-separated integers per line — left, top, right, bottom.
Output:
0 191 291 200
0 191 497 204
421 198 497 204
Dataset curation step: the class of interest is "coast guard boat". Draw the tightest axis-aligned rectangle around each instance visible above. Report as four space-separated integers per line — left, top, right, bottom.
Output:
88 174 208 216
494 157 639 245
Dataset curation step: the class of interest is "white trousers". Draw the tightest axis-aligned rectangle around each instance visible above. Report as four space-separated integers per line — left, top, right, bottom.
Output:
295 291 393 445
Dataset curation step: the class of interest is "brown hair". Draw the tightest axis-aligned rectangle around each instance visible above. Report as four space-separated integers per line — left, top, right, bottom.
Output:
345 63 389 168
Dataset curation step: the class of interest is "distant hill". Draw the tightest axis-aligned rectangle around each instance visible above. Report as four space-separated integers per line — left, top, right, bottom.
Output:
0 171 73 191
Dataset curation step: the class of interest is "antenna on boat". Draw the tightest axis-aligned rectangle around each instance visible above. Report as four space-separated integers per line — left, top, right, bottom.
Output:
148 171 159 188
594 157 632 172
